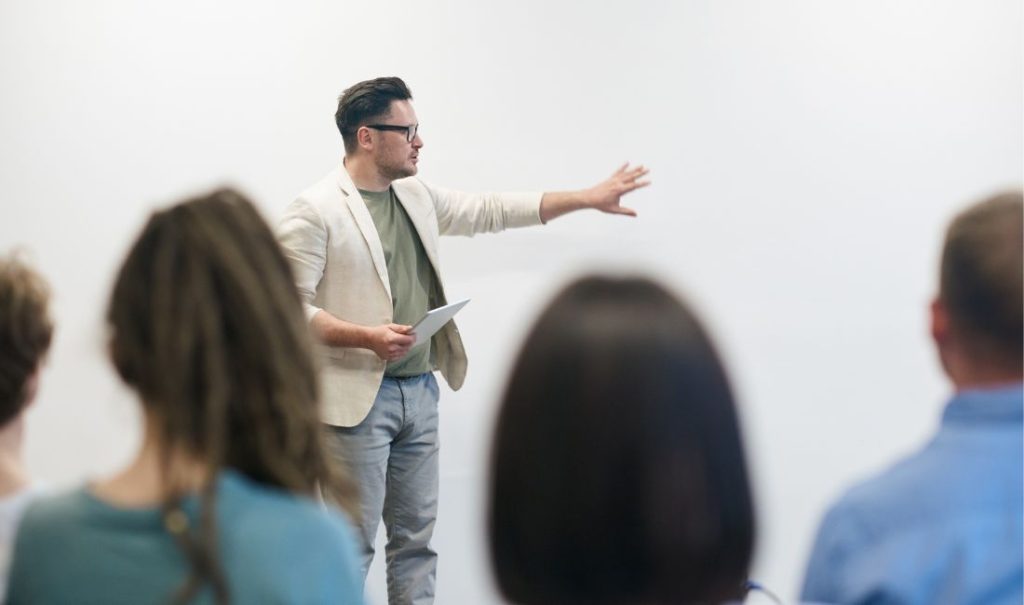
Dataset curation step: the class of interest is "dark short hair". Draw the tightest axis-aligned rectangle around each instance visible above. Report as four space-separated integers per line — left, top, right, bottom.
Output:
334 76 413 154
488 276 755 605
940 190 1023 368
0 253 52 426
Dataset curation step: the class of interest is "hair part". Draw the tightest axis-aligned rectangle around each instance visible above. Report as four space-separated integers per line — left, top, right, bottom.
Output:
107 188 356 603
489 275 755 605
0 252 53 427
334 76 413 154
940 190 1023 370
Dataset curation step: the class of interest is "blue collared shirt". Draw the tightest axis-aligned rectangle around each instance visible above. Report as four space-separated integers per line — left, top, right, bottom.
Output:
801 384 1023 605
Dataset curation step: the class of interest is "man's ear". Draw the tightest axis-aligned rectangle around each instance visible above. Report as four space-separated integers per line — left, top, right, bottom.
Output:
357 126 374 150
21 369 40 410
930 297 949 349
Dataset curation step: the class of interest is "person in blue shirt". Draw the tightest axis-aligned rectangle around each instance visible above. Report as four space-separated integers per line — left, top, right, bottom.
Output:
6 189 364 604
802 191 1024 605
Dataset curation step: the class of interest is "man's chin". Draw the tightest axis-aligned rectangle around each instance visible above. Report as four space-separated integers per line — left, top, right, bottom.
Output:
381 166 418 181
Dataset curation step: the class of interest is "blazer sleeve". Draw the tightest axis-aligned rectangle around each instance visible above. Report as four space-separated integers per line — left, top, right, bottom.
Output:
277 197 328 322
422 180 543 236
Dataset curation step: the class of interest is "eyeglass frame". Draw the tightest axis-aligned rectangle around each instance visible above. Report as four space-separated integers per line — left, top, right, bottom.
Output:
363 123 419 143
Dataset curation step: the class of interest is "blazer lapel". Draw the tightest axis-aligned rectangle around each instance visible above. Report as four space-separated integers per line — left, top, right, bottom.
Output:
336 167 391 298
392 181 443 275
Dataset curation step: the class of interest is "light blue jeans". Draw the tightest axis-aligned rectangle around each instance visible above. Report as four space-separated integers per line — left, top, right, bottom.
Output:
325 373 440 605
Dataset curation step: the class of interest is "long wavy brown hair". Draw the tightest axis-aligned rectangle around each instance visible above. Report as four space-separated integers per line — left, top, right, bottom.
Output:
107 188 356 603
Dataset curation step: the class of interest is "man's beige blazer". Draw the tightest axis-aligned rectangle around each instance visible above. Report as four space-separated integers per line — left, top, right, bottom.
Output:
278 165 542 427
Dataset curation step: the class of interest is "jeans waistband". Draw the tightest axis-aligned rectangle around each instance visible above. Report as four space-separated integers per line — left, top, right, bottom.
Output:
383 372 433 383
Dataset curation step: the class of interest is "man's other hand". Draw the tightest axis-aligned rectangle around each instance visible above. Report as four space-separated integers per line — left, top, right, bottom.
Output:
366 323 416 361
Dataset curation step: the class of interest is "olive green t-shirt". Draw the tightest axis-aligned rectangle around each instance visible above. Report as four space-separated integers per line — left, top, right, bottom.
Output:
359 187 436 376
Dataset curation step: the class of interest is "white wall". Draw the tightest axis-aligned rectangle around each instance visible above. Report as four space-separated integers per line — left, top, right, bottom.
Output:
1 1 1020 602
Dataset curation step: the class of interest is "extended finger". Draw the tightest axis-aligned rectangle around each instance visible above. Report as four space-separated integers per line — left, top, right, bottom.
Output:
623 167 648 182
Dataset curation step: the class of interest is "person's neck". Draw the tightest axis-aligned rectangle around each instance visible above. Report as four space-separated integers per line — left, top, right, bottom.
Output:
344 156 392 192
952 373 1024 392
92 419 209 508
948 357 1023 392
0 416 30 498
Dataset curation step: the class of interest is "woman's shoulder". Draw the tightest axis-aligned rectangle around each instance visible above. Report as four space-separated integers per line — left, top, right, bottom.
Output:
215 472 362 598
18 486 95 530
10 485 114 570
217 471 356 547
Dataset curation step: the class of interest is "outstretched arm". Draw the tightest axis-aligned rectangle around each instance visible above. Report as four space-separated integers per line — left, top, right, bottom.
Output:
539 163 650 223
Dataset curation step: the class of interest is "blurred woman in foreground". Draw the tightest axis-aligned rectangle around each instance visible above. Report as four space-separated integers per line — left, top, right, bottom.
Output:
7 189 363 604
489 276 757 605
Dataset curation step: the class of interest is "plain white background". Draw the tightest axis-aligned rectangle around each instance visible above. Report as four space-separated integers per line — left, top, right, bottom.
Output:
1 1 1021 602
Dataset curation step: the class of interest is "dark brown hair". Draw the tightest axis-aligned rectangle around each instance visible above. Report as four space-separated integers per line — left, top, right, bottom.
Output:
107 188 356 603
489 276 755 605
334 76 413 154
940 190 1023 369
0 253 53 426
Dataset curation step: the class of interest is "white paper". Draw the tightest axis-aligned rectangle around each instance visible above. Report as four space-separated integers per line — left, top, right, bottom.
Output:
409 298 470 347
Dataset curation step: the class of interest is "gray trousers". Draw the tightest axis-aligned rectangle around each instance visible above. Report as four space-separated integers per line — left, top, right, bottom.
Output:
325 373 440 605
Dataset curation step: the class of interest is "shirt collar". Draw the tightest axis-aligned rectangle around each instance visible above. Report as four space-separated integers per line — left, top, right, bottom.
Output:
942 383 1024 426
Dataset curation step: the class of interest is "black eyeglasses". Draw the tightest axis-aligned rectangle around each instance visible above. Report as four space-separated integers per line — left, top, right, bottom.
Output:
365 123 419 143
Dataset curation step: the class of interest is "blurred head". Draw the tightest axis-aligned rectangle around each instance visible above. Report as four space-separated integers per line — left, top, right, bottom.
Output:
0 253 53 428
489 276 755 605
108 187 345 495
932 190 1023 385
334 77 422 179
107 188 353 602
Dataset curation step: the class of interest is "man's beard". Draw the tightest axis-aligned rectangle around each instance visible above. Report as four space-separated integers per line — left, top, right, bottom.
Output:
378 157 416 181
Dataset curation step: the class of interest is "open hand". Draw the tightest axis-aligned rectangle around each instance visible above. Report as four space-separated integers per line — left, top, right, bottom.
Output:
584 163 651 217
